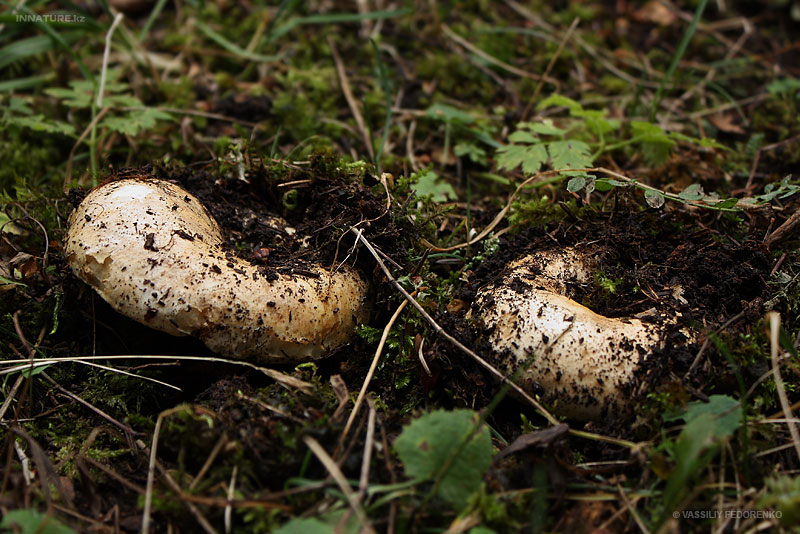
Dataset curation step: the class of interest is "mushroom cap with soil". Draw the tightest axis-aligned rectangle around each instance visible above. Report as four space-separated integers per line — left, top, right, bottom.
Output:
65 178 370 362
476 248 685 421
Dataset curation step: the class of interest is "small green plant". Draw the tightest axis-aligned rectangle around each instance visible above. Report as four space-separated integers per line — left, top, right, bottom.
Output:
409 168 458 202
656 395 743 528
0 510 75 534
395 409 493 510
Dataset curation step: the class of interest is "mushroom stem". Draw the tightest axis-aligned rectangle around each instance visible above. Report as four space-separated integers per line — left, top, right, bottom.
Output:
65 178 369 362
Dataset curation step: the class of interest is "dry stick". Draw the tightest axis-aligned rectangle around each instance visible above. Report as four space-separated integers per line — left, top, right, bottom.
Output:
97 13 125 108
343 295 413 439
0 374 24 422
143 406 219 534
302 435 376 534
766 209 800 248
440 24 557 86
0 355 313 392
357 399 377 501
224 465 238 534
521 17 581 121
769 311 800 464
616 484 650 534
329 36 375 161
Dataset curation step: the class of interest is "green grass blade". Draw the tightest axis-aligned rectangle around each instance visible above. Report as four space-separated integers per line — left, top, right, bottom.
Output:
138 0 170 42
195 19 281 63
269 8 410 42
0 72 55 92
371 39 393 168
649 0 709 121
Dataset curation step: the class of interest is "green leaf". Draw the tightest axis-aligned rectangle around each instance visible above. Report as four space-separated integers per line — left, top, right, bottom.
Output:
767 78 800 95
660 395 743 522
410 170 457 202
6 114 75 136
528 119 566 137
547 140 592 172
426 103 475 125
566 176 586 193
678 183 704 201
454 142 488 165
395 409 492 509
101 108 173 136
507 130 539 144
0 510 75 534
715 198 738 209
537 94 583 114
644 189 665 208
496 143 547 174
273 518 335 534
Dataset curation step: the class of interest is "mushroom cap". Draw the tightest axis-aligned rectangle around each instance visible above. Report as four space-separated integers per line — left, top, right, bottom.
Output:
476 249 668 421
65 178 370 362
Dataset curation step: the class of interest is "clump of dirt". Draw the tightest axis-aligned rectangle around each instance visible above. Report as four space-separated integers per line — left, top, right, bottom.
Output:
469 209 770 326
148 154 407 273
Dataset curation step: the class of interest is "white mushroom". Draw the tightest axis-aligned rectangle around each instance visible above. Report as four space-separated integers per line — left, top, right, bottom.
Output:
476 248 685 421
65 178 370 362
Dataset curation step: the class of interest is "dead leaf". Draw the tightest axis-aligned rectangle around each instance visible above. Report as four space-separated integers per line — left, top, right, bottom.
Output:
633 0 677 26
709 113 745 134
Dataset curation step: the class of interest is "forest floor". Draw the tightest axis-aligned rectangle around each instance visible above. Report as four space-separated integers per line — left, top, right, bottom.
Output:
3 1 800 532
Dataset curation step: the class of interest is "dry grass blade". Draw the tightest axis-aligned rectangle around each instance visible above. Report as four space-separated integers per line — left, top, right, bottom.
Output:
441 24 558 86
343 295 412 439
329 36 375 161
768 311 800 463
521 17 580 121
0 355 313 392
303 435 376 534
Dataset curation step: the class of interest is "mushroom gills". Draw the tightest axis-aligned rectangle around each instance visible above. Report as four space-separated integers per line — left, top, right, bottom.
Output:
65 178 370 362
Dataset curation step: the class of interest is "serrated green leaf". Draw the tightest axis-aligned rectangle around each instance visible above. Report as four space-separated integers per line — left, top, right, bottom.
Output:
547 140 592 171
507 130 539 144
537 94 583 114
576 109 620 135
6 115 75 136
496 144 531 172
101 108 172 136
520 144 548 175
8 97 33 115
631 121 670 140
395 409 492 509
678 183 704 201
454 142 488 165
528 119 566 136
426 103 474 124
566 176 586 192
45 86 94 108
410 170 457 202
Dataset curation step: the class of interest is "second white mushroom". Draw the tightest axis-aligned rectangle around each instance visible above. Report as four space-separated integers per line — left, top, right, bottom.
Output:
475 248 686 421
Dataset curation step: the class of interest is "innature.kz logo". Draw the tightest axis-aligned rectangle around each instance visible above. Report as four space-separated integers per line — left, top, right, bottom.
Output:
16 13 86 23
